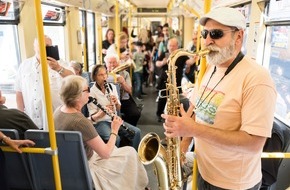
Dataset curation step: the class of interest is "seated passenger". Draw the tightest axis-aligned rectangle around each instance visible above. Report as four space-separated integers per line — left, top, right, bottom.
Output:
105 53 141 126
87 65 141 150
69 60 91 85
0 90 38 139
53 75 148 189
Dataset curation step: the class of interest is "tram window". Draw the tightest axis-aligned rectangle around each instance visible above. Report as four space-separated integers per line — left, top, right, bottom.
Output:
42 4 66 61
265 25 290 125
266 0 290 22
0 24 20 97
79 11 96 71
44 26 65 60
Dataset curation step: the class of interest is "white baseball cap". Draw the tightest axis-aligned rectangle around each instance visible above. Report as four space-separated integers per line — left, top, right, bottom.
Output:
199 7 246 30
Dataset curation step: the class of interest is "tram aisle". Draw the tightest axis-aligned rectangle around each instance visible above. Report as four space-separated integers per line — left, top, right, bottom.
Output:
137 85 166 190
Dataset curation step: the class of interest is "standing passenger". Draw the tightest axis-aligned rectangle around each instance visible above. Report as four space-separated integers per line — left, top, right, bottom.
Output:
133 41 146 101
157 23 170 57
107 32 132 64
54 75 148 190
155 37 190 122
15 35 74 130
102 29 115 64
162 7 277 190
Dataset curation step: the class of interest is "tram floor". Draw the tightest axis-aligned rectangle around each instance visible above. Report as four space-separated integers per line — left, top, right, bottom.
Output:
136 84 166 190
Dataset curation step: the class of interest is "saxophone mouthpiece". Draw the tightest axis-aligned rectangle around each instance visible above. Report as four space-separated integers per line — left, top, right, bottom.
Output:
198 49 210 57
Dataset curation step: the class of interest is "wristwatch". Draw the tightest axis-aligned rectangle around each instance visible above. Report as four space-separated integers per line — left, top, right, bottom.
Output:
58 67 64 74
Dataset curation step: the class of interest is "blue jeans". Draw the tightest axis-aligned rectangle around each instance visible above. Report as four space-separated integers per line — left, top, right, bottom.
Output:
133 72 143 97
93 121 141 151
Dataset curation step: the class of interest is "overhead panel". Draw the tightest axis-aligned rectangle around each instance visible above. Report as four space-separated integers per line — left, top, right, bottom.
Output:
137 7 167 13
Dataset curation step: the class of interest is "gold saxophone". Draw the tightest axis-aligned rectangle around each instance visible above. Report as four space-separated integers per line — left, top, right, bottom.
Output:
138 49 209 190
109 62 133 83
110 62 132 74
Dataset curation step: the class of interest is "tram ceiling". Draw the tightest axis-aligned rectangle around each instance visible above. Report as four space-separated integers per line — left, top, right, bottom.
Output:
36 0 251 17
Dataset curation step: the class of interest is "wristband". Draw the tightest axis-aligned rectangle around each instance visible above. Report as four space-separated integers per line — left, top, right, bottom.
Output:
110 132 117 137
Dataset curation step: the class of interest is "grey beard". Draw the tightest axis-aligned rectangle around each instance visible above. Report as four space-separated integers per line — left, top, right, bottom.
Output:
206 42 235 66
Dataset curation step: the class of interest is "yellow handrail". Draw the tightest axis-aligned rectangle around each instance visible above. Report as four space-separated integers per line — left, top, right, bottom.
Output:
33 1 62 189
262 152 290 158
0 146 46 154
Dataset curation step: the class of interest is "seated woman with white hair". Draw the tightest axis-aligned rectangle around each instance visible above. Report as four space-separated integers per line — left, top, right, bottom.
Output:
53 75 148 189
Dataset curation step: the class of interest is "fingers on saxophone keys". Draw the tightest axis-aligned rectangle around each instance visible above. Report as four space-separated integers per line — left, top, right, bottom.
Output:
163 123 173 136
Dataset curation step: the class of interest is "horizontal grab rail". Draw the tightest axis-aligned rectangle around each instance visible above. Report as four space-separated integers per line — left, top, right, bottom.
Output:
0 146 57 155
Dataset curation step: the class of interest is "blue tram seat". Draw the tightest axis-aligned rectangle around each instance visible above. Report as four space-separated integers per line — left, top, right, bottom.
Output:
24 130 94 190
261 118 290 190
0 128 35 190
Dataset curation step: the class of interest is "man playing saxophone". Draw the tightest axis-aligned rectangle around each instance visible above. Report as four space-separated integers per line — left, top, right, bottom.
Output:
105 53 141 126
162 7 276 190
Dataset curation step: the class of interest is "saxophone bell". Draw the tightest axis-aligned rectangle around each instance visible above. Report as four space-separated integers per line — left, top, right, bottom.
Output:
138 133 169 190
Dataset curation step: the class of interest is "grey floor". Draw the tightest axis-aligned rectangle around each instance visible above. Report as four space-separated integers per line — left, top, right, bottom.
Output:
135 84 166 190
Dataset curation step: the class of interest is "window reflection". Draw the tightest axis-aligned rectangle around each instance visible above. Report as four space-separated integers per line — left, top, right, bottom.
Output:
0 25 20 95
266 26 290 124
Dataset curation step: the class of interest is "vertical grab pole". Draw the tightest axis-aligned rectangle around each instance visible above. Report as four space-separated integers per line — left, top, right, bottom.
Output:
33 0 62 189
115 0 120 57
197 0 212 88
128 5 133 80
193 2 212 190
180 3 201 83
97 13 103 64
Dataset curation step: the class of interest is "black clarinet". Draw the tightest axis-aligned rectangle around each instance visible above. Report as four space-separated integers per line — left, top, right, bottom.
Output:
104 80 112 102
88 96 135 136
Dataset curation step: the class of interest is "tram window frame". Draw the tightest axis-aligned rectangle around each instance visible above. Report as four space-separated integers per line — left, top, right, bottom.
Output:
86 11 96 70
263 1 290 125
79 10 96 72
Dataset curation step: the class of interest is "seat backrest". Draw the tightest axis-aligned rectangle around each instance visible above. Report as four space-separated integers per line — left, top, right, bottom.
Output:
25 130 93 190
269 119 290 190
0 128 35 190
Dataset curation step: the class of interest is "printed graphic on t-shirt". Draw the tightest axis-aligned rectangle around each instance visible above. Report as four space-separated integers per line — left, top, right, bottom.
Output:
195 86 225 124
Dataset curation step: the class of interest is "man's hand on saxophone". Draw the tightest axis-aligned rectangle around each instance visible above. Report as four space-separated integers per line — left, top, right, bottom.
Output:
162 103 196 138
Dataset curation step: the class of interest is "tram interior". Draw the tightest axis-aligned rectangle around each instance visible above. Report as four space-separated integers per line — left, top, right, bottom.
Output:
1 0 290 189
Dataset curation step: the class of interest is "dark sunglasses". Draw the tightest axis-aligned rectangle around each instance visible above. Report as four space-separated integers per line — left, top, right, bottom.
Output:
82 87 90 93
201 29 237 40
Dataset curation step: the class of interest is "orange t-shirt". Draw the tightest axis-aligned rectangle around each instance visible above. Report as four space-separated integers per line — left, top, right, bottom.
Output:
191 56 277 189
